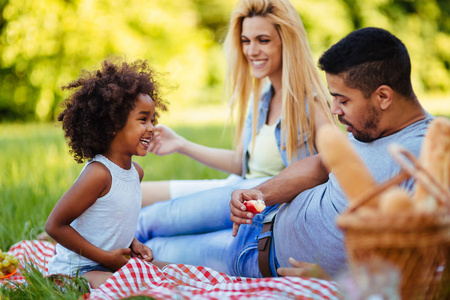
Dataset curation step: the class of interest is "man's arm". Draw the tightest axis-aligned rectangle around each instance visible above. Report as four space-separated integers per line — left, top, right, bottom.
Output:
230 154 329 236
260 154 328 206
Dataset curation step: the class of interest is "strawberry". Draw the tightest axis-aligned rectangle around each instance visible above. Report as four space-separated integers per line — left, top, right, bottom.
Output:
244 199 266 214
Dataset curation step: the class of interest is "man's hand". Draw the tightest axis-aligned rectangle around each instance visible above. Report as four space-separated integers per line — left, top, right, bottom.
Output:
230 188 265 237
130 238 154 263
277 257 332 280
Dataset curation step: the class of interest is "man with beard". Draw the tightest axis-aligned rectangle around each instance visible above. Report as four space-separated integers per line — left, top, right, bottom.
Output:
229 27 434 278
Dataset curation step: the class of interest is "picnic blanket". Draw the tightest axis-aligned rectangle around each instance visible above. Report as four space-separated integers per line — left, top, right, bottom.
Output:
2 240 340 299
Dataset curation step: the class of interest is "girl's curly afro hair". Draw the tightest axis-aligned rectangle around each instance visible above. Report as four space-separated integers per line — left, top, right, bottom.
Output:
58 59 168 163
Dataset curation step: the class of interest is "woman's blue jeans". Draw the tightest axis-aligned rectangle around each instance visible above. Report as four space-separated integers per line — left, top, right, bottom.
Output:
135 177 279 277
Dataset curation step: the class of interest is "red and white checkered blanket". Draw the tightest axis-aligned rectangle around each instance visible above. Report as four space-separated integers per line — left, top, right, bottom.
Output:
2 240 340 299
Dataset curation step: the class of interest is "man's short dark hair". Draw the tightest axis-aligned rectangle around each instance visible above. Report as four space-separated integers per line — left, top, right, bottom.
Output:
318 27 415 99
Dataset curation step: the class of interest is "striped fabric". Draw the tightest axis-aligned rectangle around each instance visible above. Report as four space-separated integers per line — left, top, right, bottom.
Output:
3 240 340 299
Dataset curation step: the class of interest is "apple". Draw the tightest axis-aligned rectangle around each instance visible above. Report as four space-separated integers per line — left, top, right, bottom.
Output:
244 199 266 214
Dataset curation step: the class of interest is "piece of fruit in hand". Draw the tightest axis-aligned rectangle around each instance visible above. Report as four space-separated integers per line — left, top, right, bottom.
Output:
244 199 266 214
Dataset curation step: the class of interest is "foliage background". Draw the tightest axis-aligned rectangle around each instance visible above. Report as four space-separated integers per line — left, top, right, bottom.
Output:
0 0 449 122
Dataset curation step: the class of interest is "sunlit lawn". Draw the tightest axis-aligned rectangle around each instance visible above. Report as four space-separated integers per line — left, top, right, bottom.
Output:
0 116 233 251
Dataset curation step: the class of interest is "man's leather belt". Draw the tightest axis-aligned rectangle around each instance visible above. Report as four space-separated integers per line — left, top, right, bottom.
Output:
258 215 276 277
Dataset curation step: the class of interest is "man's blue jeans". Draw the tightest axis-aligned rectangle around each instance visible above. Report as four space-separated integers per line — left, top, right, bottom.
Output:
135 177 279 277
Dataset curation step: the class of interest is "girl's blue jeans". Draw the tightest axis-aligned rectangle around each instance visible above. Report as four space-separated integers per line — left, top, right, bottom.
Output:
135 177 279 277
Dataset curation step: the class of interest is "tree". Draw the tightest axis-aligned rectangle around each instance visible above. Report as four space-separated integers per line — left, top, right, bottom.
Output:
0 0 226 121
0 0 449 121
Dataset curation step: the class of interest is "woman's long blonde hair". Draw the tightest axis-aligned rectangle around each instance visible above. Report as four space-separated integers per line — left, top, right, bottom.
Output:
224 0 334 162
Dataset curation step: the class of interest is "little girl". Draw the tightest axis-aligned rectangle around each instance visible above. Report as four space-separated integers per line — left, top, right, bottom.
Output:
45 59 168 289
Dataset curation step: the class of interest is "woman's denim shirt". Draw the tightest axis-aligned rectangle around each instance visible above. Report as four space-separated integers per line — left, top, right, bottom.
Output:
241 86 315 177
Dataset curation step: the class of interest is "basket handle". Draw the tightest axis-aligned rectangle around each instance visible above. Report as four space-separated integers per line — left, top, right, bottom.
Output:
389 144 450 206
346 171 409 213
346 144 450 213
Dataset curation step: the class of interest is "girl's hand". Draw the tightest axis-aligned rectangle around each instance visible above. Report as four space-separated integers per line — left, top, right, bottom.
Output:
148 124 185 156
104 248 132 271
130 238 154 263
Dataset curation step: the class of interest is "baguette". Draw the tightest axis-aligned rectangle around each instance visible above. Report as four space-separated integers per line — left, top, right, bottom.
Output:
317 124 378 207
414 117 450 211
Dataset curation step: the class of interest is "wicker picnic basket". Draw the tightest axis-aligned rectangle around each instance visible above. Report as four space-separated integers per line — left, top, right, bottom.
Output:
336 146 450 299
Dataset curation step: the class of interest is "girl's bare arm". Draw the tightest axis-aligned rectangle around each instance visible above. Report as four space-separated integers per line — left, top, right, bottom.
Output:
45 162 129 271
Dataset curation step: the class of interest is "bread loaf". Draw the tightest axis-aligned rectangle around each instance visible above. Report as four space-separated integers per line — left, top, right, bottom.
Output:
379 187 413 214
317 124 378 207
414 117 450 211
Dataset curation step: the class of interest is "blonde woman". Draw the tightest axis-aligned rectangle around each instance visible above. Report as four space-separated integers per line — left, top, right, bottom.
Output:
141 0 334 206
135 0 335 276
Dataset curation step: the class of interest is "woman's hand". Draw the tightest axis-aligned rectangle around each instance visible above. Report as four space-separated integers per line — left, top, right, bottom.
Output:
230 188 265 237
130 238 154 263
148 124 242 174
277 257 332 280
148 124 186 156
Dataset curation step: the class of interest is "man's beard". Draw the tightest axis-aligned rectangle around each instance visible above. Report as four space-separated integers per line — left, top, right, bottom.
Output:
338 108 380 143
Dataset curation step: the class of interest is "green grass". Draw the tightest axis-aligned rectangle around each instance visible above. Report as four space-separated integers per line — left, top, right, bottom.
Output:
0 122 233 251
0 263 90 299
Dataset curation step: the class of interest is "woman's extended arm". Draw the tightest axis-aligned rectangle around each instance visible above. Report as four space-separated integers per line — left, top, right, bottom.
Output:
148 124 243 175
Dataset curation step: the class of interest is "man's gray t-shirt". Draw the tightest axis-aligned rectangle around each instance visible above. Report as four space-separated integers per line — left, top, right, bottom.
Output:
274 114 434 277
